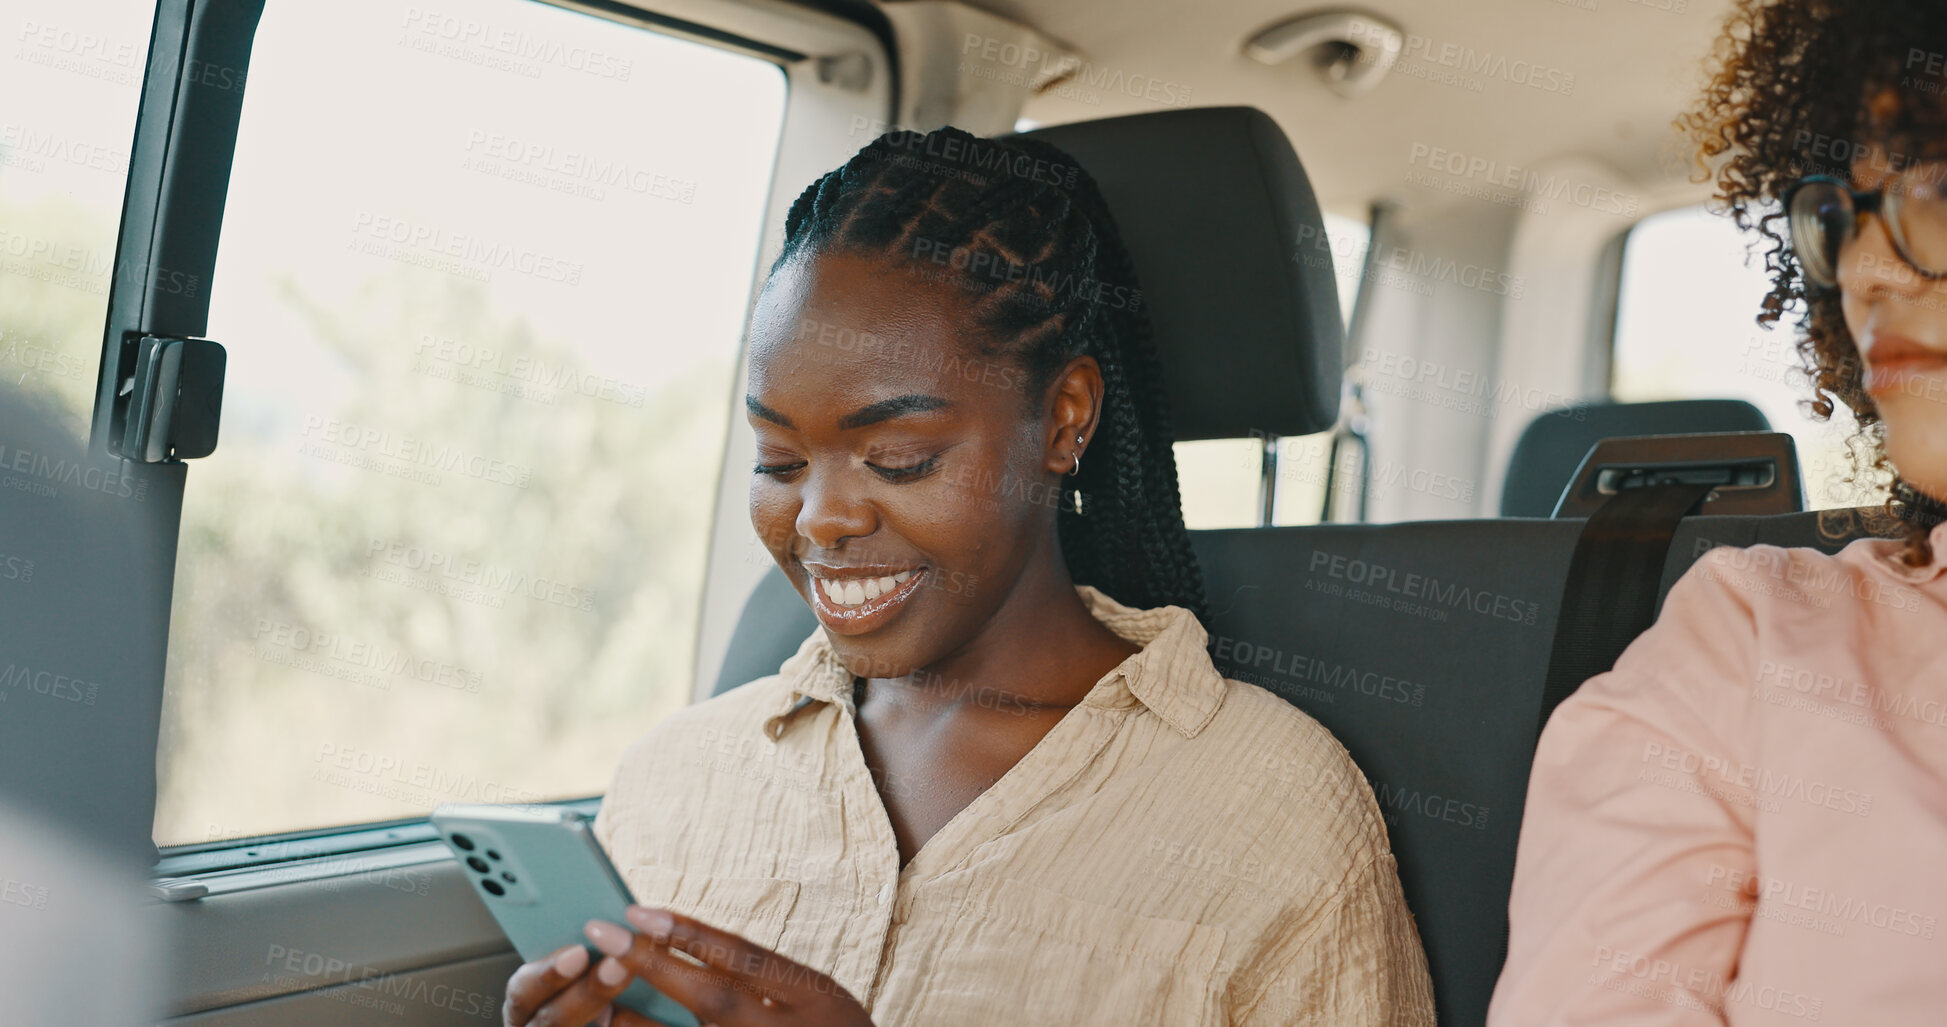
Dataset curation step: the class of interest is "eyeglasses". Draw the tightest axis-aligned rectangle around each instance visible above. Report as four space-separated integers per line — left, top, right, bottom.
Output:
1783 166 1947 290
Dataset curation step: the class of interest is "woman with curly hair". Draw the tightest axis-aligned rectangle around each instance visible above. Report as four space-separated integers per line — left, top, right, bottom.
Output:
1491 2 1947 1024
497 126 1435 1027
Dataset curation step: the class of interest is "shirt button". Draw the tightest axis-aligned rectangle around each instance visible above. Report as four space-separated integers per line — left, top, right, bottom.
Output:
877 883 894 906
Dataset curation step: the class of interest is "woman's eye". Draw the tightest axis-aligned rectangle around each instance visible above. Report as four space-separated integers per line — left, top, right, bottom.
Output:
867 456 940 482
752 461 805 479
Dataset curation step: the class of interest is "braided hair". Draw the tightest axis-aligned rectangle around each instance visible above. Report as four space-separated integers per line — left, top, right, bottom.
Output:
773 126 1207 620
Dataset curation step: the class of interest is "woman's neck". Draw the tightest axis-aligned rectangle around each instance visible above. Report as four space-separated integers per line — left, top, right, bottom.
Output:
872 553 1140 711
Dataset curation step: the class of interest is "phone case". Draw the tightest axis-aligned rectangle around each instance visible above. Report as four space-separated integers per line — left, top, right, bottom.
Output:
430 803 700 1027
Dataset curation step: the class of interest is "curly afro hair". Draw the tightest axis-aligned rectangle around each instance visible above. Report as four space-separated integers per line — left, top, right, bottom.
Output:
1680 0 1947 565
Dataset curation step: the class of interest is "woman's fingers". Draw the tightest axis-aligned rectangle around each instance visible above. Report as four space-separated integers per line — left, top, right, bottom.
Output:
588 909 784 1023
505 946 589 1026
532 954 638 1027
586 909 872 1025
504 943 637 1027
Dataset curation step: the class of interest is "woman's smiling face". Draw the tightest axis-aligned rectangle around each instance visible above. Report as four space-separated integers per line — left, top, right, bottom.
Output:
744 250 1080 679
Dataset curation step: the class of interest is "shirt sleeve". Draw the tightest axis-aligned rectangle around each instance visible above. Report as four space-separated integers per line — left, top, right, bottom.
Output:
1488 552 1767 1026
1230 851 1437 1026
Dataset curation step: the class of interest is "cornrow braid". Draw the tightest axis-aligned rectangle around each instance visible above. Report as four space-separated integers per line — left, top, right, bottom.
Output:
774 127 1208 620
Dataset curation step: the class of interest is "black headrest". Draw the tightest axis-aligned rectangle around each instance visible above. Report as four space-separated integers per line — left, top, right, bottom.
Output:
1499 399 1772 517
1018 107 1342 440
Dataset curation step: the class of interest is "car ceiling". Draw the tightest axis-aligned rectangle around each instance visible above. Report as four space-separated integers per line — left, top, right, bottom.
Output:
941 0 1735 217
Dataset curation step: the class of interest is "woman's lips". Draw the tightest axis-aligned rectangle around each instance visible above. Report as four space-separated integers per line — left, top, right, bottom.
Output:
1863 341 1947 398
803 566 928 636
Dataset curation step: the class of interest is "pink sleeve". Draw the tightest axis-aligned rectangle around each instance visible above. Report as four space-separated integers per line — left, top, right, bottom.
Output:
1487 552 1765 1026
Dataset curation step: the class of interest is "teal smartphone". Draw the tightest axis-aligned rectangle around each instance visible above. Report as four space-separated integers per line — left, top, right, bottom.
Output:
430 803 699 1027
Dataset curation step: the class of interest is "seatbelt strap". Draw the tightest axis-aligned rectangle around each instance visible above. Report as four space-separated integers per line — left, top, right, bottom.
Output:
1535 481 1716 740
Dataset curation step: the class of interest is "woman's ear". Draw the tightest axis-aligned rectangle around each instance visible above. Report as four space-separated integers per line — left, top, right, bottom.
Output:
1044 355 1105 476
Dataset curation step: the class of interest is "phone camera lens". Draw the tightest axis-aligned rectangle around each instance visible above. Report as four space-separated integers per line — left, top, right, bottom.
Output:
467 856 490 873
481 879 505 897
486 849 502 861
501 872 517 884
451 833 475 851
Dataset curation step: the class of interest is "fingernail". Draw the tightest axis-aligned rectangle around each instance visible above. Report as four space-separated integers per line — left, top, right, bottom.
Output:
626 906 674 936
597 956 627 987
585 919 631 957
553 946 589 976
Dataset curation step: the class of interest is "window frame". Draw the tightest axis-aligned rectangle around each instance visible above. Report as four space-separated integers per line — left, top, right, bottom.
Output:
99 0 890 875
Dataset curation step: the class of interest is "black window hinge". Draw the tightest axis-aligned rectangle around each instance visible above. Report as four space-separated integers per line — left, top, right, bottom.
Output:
111 334 226 463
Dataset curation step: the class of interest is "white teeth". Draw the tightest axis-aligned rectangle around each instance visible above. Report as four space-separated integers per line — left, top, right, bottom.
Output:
815 571 917 608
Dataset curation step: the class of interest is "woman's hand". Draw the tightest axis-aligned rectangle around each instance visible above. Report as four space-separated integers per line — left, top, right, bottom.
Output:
585 906 876 1027
502 942 640 1027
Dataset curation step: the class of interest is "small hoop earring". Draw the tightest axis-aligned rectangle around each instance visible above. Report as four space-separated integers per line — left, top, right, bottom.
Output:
1069 434 1084 477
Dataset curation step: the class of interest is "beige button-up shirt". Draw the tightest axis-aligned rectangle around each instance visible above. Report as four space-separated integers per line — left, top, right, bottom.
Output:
596 586 1435 1025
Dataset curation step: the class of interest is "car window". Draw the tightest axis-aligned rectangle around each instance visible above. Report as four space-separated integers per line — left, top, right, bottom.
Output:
152 0 787 845
1611 204 1866 509
0 1 154 427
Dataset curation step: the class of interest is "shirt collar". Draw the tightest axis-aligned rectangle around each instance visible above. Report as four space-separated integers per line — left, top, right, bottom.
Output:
760 585 1227 741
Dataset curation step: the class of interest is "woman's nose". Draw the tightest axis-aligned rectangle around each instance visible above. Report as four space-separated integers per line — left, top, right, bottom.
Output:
795 467 876 549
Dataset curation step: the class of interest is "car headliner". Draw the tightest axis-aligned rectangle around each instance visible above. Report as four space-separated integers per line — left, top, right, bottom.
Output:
968 0 1734 217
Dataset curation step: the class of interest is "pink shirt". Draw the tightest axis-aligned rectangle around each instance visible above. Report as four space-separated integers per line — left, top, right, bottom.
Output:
1489 522 1947 1026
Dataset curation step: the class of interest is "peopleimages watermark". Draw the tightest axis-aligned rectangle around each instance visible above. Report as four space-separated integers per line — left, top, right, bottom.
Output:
909 237 1143 313
347 212 584 286
789 315 1028 395
0 227 201 299
365 537 596 613
1294 224 1525 300
1209 633 1428 707
0 442 149 503
1701 862 1938 941
0 549 33 585
312 742 546 807
1405 143 1641 217
1346 21 1575 95
0 662 101 706
1692 541 1923 613
1754 659 1947 731
259 944 498 1020
0 122 128 176
1638 740 1873 816
1358 346 1582 422
297 415 533 489
399 5 633 81
412 332 647 409
957 33 1193 108
1307 550 1543 626
459 129 694 204
1587 945 1822 1021
1784 130 1947 183
12 19 141 87
0 331 92 385
1 877 49 911
253 618 484 694
874 125 1082 189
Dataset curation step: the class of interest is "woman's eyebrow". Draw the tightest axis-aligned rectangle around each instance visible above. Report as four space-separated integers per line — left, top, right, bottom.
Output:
837 394 952 430
745 396 794 428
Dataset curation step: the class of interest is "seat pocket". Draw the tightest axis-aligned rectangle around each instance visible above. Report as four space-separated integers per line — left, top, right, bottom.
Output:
621 865 802 951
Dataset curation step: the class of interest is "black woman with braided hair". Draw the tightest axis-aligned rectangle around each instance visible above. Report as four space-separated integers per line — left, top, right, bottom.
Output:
501 127 1435 1027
